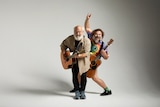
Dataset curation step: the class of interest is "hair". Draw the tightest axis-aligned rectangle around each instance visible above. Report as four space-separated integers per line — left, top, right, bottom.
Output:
91 28 104 38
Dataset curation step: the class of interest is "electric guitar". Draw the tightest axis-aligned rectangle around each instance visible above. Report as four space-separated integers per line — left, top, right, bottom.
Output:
86 38 114 78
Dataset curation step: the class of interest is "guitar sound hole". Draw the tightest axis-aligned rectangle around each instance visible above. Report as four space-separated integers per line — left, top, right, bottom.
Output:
66 57 69 61
91 65 97 70
91 61 96 65
91 61 97 70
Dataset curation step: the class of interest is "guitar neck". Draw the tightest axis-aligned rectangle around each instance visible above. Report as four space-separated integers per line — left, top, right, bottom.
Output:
104 44 109 50
96 44 109 59
94 39 114 61
66 49 82 61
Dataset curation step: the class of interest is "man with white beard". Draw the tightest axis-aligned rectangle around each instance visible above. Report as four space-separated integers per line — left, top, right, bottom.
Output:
60 25 91 99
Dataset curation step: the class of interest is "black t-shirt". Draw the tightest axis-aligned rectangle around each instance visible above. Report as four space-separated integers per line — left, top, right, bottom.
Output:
75 40 80 48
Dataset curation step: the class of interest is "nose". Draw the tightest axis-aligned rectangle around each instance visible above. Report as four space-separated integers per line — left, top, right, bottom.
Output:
76 32 82 36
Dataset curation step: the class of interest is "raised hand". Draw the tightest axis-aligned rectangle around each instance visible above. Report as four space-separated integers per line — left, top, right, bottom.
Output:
86 13 91 20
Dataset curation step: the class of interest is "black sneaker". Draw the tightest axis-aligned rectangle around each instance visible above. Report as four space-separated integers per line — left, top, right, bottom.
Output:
100 90 112 96
69 89 75 93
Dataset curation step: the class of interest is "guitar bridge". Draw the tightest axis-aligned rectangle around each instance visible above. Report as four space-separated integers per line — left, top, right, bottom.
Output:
91 65 97 70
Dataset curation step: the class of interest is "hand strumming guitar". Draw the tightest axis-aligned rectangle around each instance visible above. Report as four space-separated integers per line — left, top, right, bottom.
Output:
74 53 86 59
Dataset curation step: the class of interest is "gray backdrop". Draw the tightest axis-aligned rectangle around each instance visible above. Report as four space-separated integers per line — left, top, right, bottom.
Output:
0 0 160 107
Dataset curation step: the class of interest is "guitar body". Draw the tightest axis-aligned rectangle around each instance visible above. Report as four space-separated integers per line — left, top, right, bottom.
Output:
86 39 114 78
86 69 96 78
86 54 102 78
89 54 102 69
60 50 73 69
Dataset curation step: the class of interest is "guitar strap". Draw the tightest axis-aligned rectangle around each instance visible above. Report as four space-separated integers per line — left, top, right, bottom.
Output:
99 41 104 54
74 41 82 54
71 37 83 65
94 41 104 59
100 41 104 50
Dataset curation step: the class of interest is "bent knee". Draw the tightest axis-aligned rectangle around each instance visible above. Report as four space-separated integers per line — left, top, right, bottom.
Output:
92 76 98 81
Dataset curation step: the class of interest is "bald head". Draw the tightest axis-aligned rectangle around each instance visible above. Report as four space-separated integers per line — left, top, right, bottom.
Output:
74 25 84 31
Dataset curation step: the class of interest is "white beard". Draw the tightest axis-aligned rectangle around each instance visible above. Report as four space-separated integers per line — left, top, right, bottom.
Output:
74 35 83 41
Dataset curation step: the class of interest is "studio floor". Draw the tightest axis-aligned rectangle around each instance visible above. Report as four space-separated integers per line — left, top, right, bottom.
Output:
0 78 159 107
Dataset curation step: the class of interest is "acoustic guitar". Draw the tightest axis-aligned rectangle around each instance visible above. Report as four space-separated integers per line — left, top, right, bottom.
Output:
86 38 114 78
60 42 82 69
60 49 74 69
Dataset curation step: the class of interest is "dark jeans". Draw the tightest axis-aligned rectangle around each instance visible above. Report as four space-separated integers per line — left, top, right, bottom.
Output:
72 63 87 91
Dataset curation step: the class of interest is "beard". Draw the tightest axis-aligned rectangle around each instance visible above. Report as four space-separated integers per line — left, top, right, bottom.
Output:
93 39 100 44
92 36 101 44
74 34 83 41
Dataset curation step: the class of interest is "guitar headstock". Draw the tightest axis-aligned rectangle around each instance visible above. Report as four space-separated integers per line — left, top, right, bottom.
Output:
108 38 114 46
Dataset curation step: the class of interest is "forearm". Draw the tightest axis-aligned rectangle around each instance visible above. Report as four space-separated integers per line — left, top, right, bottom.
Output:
101 49 109 59
77 52 88 58
84 18 90 31
84 14 92 33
